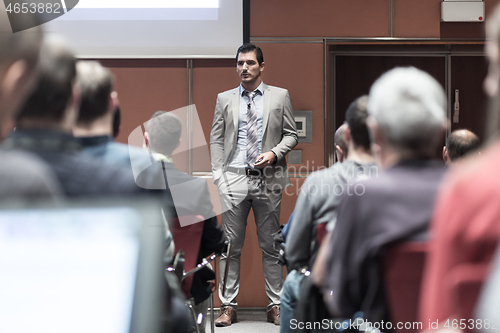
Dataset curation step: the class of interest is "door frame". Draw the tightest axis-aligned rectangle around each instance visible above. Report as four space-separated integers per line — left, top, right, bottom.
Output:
326 42 485 166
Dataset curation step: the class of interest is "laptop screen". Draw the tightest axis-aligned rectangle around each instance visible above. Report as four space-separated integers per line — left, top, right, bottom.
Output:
0 201 165 333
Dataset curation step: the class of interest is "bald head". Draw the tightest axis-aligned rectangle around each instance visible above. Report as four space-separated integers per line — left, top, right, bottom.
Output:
443 129 480 164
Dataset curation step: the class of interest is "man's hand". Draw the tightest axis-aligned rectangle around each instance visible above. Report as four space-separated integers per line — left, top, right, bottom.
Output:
253 151 276 168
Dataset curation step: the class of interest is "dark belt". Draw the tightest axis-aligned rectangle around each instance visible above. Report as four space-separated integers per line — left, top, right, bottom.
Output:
227 167 263 177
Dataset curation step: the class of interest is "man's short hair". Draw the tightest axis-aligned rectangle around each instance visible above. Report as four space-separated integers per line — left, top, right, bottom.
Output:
146 111 182 156
236 43 264 65
368 67 446 154
16 37 76 123
345 95 371 151
76 61 114 124
446 129 480 161
334 124 348 154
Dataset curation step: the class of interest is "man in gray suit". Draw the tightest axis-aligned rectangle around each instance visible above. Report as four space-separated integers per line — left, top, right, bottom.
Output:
210 43 298 326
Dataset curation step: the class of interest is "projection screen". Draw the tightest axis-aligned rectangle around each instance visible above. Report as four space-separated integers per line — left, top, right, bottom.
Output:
43 0 244 58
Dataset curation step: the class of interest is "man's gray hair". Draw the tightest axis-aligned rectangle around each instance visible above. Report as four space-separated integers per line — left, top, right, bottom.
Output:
368 67 446 153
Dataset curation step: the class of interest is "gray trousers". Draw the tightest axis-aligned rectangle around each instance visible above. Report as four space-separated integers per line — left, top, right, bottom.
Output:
217 171 283 310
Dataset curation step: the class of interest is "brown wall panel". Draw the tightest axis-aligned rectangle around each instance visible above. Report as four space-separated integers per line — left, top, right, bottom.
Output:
250 0 389 38
255 42 326 170
394 0 441 38
101 59 189 170
192 59 241 172
440 23 485 39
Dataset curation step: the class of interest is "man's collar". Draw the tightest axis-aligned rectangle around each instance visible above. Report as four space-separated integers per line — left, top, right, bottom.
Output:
152 152 173 164
5 128 82 153
78 135 113 148
391 157 441 170
240 81 264 96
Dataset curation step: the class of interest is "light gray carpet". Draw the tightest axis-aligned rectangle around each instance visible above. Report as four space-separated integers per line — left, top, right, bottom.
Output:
204 308 280 333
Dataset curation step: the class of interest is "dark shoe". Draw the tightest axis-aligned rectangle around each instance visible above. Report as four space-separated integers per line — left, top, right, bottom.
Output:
267 305 280 325
215 306 237 327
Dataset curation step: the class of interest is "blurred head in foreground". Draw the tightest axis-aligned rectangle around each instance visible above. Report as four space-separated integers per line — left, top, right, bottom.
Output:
15 36 78 133
0 12 43 137
367 67 447 169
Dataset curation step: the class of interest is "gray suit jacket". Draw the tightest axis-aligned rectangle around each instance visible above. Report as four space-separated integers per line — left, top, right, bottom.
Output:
210 83 298 190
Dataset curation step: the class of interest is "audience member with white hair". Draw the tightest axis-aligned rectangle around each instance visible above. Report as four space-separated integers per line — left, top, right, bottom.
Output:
314 67 447 326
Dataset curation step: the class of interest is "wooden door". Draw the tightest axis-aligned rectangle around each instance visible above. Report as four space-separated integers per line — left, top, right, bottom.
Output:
333 54 447 159
450 55 488 142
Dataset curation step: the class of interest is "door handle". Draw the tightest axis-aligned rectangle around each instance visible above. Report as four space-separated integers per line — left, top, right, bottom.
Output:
453 89 460 123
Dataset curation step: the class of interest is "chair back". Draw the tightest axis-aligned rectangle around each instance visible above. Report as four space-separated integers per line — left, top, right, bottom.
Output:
316 222 328 247
449 263 490 324
169 215 205 299
383 242 427 333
